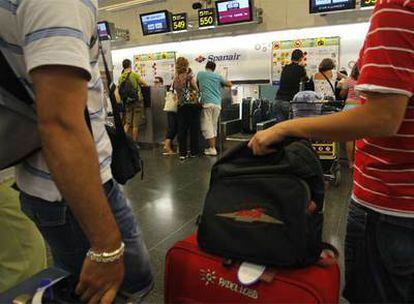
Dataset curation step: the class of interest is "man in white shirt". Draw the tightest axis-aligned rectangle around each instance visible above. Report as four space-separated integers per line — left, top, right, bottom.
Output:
0 0 153 302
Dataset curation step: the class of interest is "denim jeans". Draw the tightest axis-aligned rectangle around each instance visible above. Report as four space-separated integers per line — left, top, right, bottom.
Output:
20 180 154 298
343 201 414 303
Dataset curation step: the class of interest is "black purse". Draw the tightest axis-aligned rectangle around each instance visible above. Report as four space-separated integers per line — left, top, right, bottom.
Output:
95 41 143 185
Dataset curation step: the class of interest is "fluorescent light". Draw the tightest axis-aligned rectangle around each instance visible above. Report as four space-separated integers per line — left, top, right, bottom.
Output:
99 0 165 11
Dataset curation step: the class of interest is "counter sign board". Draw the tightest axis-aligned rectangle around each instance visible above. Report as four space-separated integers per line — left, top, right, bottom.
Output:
271 36 340 85
172 13 187 32
198 8 216 28
361 0 376 8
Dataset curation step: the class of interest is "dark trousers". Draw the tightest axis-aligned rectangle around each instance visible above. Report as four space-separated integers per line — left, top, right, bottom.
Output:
343 201 414 303
166 111 178 140
177 104 201 157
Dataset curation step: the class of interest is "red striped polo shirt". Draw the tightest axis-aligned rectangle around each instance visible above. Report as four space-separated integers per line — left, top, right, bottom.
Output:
353 0 414 217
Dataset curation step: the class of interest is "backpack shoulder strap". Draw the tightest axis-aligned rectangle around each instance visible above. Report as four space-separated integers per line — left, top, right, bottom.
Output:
320 72 336 95
0 50 33 105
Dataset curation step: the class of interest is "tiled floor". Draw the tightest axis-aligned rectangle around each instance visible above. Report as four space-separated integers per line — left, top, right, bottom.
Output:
0 147 353 303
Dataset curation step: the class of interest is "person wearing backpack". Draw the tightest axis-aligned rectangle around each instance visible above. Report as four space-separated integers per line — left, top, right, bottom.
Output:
118 59 148 143
0 1 153 302
249 1 414 302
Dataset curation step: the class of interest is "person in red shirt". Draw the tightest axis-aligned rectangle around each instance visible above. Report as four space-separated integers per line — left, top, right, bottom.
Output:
249 0 414 302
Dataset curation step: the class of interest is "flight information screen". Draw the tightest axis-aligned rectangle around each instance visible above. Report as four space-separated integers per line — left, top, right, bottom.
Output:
310 0 356 14
97 21 111 40
216 0 253 25
140 11 171 35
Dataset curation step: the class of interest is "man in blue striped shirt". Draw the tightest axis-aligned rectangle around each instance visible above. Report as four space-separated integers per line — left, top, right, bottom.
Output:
0 0 153 302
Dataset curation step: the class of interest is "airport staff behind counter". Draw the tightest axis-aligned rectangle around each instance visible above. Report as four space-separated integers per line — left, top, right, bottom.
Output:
276 49 308 102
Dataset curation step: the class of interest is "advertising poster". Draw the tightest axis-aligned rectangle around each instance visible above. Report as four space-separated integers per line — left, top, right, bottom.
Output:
271 37 340 85
134 52 176 85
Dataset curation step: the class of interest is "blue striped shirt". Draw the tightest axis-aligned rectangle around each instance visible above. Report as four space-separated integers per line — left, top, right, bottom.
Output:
0 0 112 202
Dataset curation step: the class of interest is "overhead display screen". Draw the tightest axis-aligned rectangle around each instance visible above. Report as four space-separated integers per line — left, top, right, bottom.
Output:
140 10 171 36
216 0 253 25
310 0 356 14
361 0 376 8
97 21 111 40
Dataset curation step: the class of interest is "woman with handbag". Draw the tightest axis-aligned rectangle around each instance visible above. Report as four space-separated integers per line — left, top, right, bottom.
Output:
313 58 346 101
173 57 201 161
163 84 179 156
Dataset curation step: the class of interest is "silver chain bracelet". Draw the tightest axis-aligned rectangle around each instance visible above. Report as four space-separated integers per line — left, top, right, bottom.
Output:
86 242 125 263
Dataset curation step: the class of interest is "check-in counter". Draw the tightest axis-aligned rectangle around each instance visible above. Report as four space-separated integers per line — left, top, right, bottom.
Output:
139 86 168 146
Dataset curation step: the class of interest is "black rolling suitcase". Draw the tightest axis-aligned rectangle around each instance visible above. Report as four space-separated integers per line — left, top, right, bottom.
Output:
241 97 252 133
270 100 290 123
242 98 262 133
221 103 240 122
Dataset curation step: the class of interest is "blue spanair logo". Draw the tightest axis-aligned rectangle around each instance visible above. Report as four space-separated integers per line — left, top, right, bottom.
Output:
195 53 242 63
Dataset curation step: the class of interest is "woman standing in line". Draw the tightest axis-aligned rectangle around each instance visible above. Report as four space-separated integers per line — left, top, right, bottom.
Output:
173 57 201 161
313 58 346 101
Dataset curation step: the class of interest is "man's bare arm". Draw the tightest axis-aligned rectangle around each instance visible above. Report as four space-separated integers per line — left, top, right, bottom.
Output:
249 94 409 155
282 94 408 140
31 65 121 250
31 66 124 303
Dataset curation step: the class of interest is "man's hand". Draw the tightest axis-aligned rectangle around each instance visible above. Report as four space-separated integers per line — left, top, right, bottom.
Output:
76 258 125 304
248 126 286 156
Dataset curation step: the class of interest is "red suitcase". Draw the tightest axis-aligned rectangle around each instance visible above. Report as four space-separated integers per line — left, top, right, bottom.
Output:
165 234 340 304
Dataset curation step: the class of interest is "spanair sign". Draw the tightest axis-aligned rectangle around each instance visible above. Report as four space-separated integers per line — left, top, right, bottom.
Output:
195 53 242 63
200 269 259 300
182 42 271 81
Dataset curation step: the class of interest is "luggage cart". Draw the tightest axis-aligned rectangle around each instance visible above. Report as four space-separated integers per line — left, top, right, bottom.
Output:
291 93 344 186
312 140 341 187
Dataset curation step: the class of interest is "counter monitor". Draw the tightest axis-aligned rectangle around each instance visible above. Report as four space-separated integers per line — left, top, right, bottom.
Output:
172 13 188 32
140 10 171 36
198 8 216 28
97 21 111 40
310 0 356 14
216 0 254 25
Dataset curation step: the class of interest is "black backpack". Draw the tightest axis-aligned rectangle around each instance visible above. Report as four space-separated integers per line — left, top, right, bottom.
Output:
0 50 41 170
119 72 139 105
197 139 325 268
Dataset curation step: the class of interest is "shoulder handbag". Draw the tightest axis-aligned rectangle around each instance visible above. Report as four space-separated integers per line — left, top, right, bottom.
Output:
321 72 336 99
182 77 201 107
97 41 143 185
163 82 178 113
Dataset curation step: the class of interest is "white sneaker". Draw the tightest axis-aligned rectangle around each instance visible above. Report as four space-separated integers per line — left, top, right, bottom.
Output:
204 148 218 156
